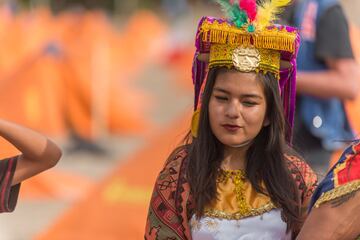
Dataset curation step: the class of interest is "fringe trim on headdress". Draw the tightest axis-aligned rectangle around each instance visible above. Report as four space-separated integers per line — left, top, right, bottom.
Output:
200 19 297 53
202 29 252 46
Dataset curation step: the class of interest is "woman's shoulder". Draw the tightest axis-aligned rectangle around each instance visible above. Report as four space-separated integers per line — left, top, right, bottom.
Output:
310 141 360 209
283 150 313 178
154 145 189 189
146 146 192 239
283 150 318 198
161 145 188 174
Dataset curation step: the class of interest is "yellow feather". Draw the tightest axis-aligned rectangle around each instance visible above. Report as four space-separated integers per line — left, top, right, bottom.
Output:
256 0 292 30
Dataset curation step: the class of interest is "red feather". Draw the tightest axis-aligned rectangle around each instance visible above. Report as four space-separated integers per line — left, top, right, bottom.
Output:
239 0 257 21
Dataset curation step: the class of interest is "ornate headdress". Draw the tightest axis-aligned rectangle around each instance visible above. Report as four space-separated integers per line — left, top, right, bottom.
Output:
191 0 300 142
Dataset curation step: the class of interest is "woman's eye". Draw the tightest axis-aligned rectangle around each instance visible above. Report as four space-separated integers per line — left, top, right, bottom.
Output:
243 101 257 106
215 96 228 101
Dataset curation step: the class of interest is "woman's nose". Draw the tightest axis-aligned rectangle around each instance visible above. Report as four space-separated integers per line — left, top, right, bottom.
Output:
225 101 240 119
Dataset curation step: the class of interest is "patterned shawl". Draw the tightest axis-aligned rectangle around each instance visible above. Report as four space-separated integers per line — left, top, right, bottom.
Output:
145 149 317 240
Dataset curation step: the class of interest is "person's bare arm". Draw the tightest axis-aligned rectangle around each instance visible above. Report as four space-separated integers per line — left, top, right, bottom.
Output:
297 58 360 100
0 119 62 186
297 189 360 239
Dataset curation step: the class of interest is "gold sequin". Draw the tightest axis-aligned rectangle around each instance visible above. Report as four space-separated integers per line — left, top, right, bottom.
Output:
219 169 249 214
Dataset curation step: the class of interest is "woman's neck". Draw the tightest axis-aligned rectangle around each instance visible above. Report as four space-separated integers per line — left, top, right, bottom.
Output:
221 145 249 171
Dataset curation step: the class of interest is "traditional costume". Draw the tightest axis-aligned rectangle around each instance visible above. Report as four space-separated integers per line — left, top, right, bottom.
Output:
296 141 360 239
145 1 317 239
310 141 360 210
0 156 20 213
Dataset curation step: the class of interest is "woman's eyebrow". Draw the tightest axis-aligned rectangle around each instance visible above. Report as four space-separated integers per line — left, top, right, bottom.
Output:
241 94 263 99
213 87 230 94
213 88 263 99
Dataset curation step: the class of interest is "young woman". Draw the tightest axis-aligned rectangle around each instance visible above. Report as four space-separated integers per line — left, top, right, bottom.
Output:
0 119 62 213
145 1 317 239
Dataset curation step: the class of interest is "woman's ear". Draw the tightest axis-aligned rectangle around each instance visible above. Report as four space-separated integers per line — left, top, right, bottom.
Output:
263 117 270 127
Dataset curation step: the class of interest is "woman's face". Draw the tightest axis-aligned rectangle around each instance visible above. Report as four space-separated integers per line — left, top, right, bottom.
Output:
208 70 268 148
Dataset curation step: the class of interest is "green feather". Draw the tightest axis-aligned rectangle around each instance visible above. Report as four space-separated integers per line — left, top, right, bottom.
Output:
214 0 237 20
233 7 248 27
214 0 248 28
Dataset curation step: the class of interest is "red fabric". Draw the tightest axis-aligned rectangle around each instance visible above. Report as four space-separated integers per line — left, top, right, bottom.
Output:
337 143 360 186
0 156 20 213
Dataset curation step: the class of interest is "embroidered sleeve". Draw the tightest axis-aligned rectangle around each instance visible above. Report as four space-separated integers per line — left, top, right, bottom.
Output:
314 149 360 208
145 149 192 240
314 180 360 208
0 156 21 213
285 154 318 214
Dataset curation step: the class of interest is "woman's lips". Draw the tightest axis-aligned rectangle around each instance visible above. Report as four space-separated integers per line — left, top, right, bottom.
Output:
222 124 241 132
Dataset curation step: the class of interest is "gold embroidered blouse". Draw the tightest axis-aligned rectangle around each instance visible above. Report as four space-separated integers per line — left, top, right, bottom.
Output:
204 169 276 220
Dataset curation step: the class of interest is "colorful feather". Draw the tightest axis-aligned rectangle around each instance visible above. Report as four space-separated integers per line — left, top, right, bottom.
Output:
256 0 292 29
214 0 248 28
239 0 257 22
214 0 237 20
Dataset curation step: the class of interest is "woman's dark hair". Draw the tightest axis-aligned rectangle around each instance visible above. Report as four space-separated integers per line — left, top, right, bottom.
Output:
184 67 302 232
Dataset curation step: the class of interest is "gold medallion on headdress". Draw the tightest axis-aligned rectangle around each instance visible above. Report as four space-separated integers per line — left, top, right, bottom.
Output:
232 47 260 72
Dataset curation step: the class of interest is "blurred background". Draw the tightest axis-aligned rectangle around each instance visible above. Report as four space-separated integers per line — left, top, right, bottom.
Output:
0 0 358 239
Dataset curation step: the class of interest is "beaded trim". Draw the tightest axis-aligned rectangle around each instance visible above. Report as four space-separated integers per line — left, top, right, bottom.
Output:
218 169 250 215
213 169 275 220
204 202 276 220
314 180 360 208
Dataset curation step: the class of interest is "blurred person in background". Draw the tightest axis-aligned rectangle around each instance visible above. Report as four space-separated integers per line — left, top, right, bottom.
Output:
297 140 360 239
50 0 114 13
0 119 62 213
145 1 317 239
161 0 189 18
282 0 360 175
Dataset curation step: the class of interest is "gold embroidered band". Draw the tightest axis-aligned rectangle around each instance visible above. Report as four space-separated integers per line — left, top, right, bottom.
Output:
314 180 360 208
209 44 281 78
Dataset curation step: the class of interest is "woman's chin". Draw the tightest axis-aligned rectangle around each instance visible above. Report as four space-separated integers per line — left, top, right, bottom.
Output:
219 137 249 148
